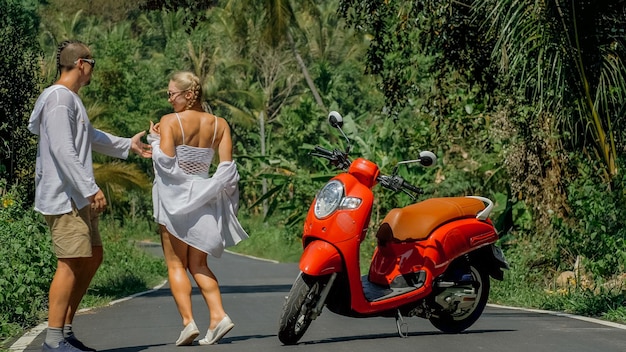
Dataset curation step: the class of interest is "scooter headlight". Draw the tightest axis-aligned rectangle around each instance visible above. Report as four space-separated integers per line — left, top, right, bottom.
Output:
314 180 344 218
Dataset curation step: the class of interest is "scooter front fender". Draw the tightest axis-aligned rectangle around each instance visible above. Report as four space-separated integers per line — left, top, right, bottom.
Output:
299 241 344 276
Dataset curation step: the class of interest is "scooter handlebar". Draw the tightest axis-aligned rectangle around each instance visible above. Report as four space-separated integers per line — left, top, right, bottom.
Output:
311 146 334 159
401 180 423 195
378 175 423 196
310 146 351 170
311 146 422 195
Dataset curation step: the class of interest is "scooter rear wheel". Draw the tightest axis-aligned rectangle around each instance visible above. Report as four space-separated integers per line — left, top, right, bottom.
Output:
429 263 490 333
278 273 329 345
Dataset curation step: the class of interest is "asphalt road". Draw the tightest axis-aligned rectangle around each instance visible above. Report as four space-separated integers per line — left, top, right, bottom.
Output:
14 246 626 352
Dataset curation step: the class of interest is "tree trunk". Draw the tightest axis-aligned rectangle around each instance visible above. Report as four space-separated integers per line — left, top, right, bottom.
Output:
287 31 326 110
258 110 269 216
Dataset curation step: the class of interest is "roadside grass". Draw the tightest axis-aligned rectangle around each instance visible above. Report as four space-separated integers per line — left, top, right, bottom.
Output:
0 206 53 348
229 215 303 263
0 215 166 351
604 306 626 323
490 257 626 325
80 217 166 309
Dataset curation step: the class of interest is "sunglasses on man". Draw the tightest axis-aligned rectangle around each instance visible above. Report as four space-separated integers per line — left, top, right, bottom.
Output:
75 58 96 68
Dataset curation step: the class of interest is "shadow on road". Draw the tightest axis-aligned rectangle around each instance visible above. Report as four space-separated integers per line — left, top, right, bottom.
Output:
298 328 516 345
483 311 556 318
215 334 277 343
97 343 167 352
144 284 293 297
220 284 294 294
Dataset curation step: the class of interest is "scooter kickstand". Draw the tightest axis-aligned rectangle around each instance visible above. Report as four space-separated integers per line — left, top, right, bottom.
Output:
395 310 409 338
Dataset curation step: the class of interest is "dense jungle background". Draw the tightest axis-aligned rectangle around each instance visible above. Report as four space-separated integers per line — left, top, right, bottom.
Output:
1 0 626 347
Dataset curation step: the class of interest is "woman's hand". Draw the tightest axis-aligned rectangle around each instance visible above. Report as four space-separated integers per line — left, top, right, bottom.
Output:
150 121 161 135
147 120 162 146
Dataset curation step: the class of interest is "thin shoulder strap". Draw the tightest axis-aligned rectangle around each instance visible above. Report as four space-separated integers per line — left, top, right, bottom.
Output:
175 113 185 145
212 115 218 145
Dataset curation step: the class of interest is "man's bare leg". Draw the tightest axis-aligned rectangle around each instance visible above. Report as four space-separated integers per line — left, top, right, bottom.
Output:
45 258 87 348
65 246 103 326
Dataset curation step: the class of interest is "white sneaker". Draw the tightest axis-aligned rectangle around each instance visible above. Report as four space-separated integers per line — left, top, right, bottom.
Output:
175 320 199 346
198 316 234 345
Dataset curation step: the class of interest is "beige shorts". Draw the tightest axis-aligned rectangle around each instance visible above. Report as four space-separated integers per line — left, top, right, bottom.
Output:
44 205 102 258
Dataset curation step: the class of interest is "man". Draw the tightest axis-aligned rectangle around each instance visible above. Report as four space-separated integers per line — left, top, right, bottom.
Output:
28 40 151 352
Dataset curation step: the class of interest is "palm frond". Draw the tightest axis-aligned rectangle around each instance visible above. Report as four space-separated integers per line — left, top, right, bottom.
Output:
475 0 625 178
93 161 151 198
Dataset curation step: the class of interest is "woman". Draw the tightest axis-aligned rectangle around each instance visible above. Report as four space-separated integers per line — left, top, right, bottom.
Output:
149 71 248 346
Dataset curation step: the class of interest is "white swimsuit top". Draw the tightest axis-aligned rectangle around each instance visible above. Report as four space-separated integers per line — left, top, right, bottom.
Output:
175 113 217 175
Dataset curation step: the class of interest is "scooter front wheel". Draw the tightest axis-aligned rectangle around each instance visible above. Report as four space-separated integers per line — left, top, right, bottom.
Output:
278 273 330 345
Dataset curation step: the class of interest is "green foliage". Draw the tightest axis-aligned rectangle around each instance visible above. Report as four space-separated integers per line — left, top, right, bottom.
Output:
85 24 164 137
491 261 626 320
0 0 41 193
81 218 166 308
338 1 428 113
241 98 326 222
41 0 150 23
476 0 626 180
0 188 54 341
230 215 303 263
0 188 166 344
490 237 567 311
1 0 624 342
554 159 626 276
604 305 626 324
141 0 216 13
542 287 626 318
92 162 152 221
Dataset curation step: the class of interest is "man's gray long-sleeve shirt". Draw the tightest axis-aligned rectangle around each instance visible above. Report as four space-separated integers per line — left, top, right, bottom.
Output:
28 85 131 215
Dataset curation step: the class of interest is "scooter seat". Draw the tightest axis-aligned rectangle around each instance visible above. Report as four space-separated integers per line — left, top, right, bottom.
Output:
376 197 486 244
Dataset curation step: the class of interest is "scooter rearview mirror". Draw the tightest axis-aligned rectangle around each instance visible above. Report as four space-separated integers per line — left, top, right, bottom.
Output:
328 111 344 129
419 151 437 167
327 111 351 153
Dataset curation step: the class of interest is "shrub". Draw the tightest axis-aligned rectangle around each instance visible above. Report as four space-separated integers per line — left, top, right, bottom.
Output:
0 188 54 341
0 0 40 194
555 163 626 277
83 217 166 308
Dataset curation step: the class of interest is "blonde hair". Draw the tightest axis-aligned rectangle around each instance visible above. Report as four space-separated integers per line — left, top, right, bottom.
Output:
171 71 202 110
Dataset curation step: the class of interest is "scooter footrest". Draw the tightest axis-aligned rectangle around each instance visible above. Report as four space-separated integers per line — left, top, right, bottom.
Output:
362 275 417 302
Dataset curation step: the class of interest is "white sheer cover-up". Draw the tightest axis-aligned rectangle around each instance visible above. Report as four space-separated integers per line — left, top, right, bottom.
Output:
151 137 249 258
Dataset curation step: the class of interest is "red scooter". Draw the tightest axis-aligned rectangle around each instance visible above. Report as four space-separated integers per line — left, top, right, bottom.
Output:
278 111 508 345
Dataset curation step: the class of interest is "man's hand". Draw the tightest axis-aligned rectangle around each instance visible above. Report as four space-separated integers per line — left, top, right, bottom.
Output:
130 130 152 158
88 189 107 213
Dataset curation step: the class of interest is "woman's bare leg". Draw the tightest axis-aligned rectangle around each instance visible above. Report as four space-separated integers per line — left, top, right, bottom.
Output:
160 226 194 326
187 247 227 329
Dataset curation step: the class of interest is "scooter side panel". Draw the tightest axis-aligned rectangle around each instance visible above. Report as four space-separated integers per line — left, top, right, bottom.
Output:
426 219 498 271
369 242 434 287
369 219 497 286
